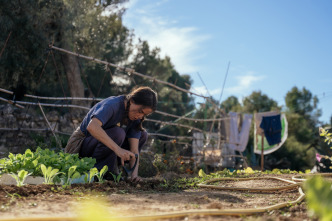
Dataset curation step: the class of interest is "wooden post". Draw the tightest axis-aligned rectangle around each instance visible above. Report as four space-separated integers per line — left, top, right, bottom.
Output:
261 134 264 171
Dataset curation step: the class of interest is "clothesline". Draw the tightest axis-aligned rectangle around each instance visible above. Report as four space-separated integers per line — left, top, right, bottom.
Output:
50 45 208 100
50 45 227 115
0 88 230 122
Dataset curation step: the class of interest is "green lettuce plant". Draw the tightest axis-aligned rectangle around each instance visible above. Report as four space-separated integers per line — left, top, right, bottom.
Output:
0 148 96 177
40 164 63 184
63 165 81 186
84 167 99 183
95 165 108 183
10 170 31 187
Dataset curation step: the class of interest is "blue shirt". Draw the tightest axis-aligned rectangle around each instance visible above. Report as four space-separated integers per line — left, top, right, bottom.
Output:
260 114 282 146
80 95 142 139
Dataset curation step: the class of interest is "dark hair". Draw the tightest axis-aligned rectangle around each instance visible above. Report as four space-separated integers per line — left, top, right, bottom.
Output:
124 86 158 131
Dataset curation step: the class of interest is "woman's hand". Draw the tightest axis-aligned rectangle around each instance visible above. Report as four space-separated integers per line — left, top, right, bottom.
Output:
87 118 135 164
115 147 135 166
130 175 142 183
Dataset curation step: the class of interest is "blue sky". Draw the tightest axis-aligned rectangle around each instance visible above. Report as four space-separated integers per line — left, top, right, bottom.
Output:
121 0 332 124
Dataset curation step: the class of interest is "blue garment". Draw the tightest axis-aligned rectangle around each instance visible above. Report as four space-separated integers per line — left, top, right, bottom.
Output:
80 126 148 173
80 95 141 139
259 114 282 146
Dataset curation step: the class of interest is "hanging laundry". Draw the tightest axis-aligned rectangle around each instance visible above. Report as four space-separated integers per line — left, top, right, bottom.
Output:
254 111 279 136
254 112 288 155
260 114 282 146
237 114 253 152
227 112 252 152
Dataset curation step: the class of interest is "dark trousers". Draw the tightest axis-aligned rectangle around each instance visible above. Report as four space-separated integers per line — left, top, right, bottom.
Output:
79 127 148 174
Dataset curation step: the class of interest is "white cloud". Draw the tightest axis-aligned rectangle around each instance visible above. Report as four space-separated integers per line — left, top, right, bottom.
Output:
192 86 221 97
122 0 210 74
226 72 265 95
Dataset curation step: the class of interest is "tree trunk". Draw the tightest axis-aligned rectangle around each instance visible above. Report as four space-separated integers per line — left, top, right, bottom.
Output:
61 52 88 120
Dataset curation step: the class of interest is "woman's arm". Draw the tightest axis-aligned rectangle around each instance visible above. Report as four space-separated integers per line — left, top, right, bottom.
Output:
87 118 135 165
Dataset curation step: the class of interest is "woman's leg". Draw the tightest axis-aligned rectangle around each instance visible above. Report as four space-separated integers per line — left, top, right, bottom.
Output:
80 127 126 173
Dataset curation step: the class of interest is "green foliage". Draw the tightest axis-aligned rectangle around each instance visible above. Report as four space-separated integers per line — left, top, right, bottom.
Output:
198 169 207 177
152 152 194 175
285 87 320 118
63 165 81 186
304 129 332 220
10 170 31 187
320 128 332 145
130 40 195 136
242 91 279 113
95 165 108 183
0 0 51 91
0 149 39 175
271 136 316 171
85 167 99 183
304 176 332 221
220 96 242 113
174 167 301 189
152 154 169 174
0 0 133 99
0 148 96 184
40 164 63 184
110 171 122 183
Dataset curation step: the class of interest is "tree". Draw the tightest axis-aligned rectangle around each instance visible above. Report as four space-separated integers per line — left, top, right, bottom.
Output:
0 0 133 116
242 91 279 113
0 0 54 93
129 40 195 136
220 96 241 113
269 87 322 171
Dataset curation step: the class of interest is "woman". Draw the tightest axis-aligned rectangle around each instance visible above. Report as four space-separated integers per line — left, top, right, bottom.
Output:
65 86 158 182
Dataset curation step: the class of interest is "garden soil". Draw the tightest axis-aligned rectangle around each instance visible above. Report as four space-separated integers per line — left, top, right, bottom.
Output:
0 174 317 221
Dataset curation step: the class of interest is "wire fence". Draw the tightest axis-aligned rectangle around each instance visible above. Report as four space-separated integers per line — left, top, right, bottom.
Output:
0 45 241 168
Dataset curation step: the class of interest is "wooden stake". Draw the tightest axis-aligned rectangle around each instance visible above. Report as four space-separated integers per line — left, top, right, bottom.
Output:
261 134 264 171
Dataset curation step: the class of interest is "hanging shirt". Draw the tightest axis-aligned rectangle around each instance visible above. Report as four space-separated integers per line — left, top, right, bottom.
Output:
259 114 282 146
227 112 252 152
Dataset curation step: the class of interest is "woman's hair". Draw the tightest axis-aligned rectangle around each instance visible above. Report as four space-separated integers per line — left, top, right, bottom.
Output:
124 86 158 131
126 86 158 111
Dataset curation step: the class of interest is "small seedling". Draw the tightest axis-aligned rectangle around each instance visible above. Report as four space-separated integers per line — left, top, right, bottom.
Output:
40 164 63 184
84 167 99 183
110 171 122 183
10 170 31 187
63 165 81 186
95 165 108 183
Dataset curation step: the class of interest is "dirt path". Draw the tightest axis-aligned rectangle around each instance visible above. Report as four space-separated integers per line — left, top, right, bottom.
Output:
0 175 316 221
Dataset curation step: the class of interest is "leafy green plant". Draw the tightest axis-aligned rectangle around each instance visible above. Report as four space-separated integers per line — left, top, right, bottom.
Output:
303 128 332 221
0 148 96 179
110 171 122 183
10 170 31 187
95 165 108 183
304 176 332 221
40 164 63 184
63 166 81 186
84 168 99 183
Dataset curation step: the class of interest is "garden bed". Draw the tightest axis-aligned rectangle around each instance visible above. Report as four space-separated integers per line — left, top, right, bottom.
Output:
0 174 316 221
